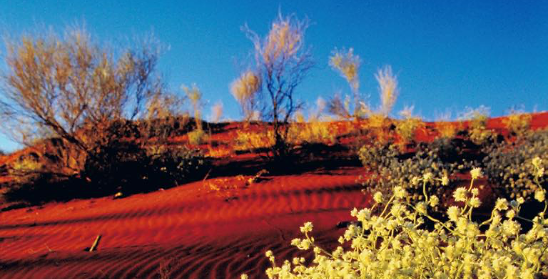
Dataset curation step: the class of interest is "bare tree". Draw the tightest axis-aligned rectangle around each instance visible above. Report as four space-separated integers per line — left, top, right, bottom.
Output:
241 13 314 156
0 27 164 175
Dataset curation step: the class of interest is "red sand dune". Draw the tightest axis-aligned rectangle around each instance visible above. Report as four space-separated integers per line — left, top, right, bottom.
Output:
1 112 547 278
0 167 370 279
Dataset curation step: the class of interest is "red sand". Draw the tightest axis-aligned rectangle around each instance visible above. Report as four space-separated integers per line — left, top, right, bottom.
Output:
1 112 547 278
0 167 370 278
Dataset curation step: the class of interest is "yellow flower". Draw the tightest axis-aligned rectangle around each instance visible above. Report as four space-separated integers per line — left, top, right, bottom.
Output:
532 157 542 168
394 186 407 199
534 190 545 202
538 167 545 178
495 198 509 211
470 167 482 179
429 195 439 207
416 202 427 214
447 206 460 221
469 197 482 208
441 175 450 186
373 192 383 203
454 187 467 202
471 188 479 196
423 172 433 182
300 222 313 233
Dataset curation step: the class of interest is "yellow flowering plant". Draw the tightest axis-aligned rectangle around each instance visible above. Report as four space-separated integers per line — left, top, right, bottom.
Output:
252 163 548 279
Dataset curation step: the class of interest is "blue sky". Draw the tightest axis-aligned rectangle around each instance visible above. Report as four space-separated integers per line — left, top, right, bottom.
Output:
0 0 547 152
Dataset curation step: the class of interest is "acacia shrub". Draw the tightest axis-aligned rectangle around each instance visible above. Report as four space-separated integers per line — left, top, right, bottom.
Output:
483 129 547 200
359 138 473 208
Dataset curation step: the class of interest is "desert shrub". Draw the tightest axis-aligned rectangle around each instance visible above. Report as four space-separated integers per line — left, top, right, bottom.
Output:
187 129 208 146
483 129 548 200
141 115 192 139
287 122 336 145
0 26 165 174
503 112 532 138
461 106 494 145
183 83 204 130
234 130 276 152
145 145 206 187
230 71 261 121
4 124 207 202
6 154 44 184
329 48 366 118
376 66 399 117
84 140 206 195
436 121 459 139
395 117 424 145
359 138 468 207
253 166 548 278
364 114 396 145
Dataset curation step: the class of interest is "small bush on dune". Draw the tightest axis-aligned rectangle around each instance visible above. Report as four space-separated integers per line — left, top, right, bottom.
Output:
461 106 494 145
329 48 366 118
145 145 206 187
252 165 548 279
395 110 425 147
234 127 276 152
83 141 206 196
503 111 532 139
287 122 336 145
436 121 459 139
187 129 208 146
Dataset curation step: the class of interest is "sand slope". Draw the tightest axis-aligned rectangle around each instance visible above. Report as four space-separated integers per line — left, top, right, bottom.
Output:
0 167 370 279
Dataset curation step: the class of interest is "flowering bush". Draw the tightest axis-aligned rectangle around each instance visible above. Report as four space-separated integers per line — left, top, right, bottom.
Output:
359 139 459 209
483 130 548 200
252 163 548 279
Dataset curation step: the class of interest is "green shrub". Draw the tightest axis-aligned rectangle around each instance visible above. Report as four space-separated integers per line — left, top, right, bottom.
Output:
252 166 548 279
463 107 494 145
395 117 424 145
145 145 206 186
483 129 548 200
84 140 207 195
359 139 466 208
187 129 208 145
503 112 532 138
4 135 207 203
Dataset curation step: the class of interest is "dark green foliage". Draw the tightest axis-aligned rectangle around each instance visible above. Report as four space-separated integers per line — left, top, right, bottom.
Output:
359 138 476 209
2 120 209 204
483 129 548 200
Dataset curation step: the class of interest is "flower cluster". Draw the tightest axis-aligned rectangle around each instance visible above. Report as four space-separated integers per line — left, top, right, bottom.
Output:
255 164 548 279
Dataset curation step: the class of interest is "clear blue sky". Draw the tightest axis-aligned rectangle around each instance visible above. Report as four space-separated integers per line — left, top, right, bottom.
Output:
1 0 547 152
